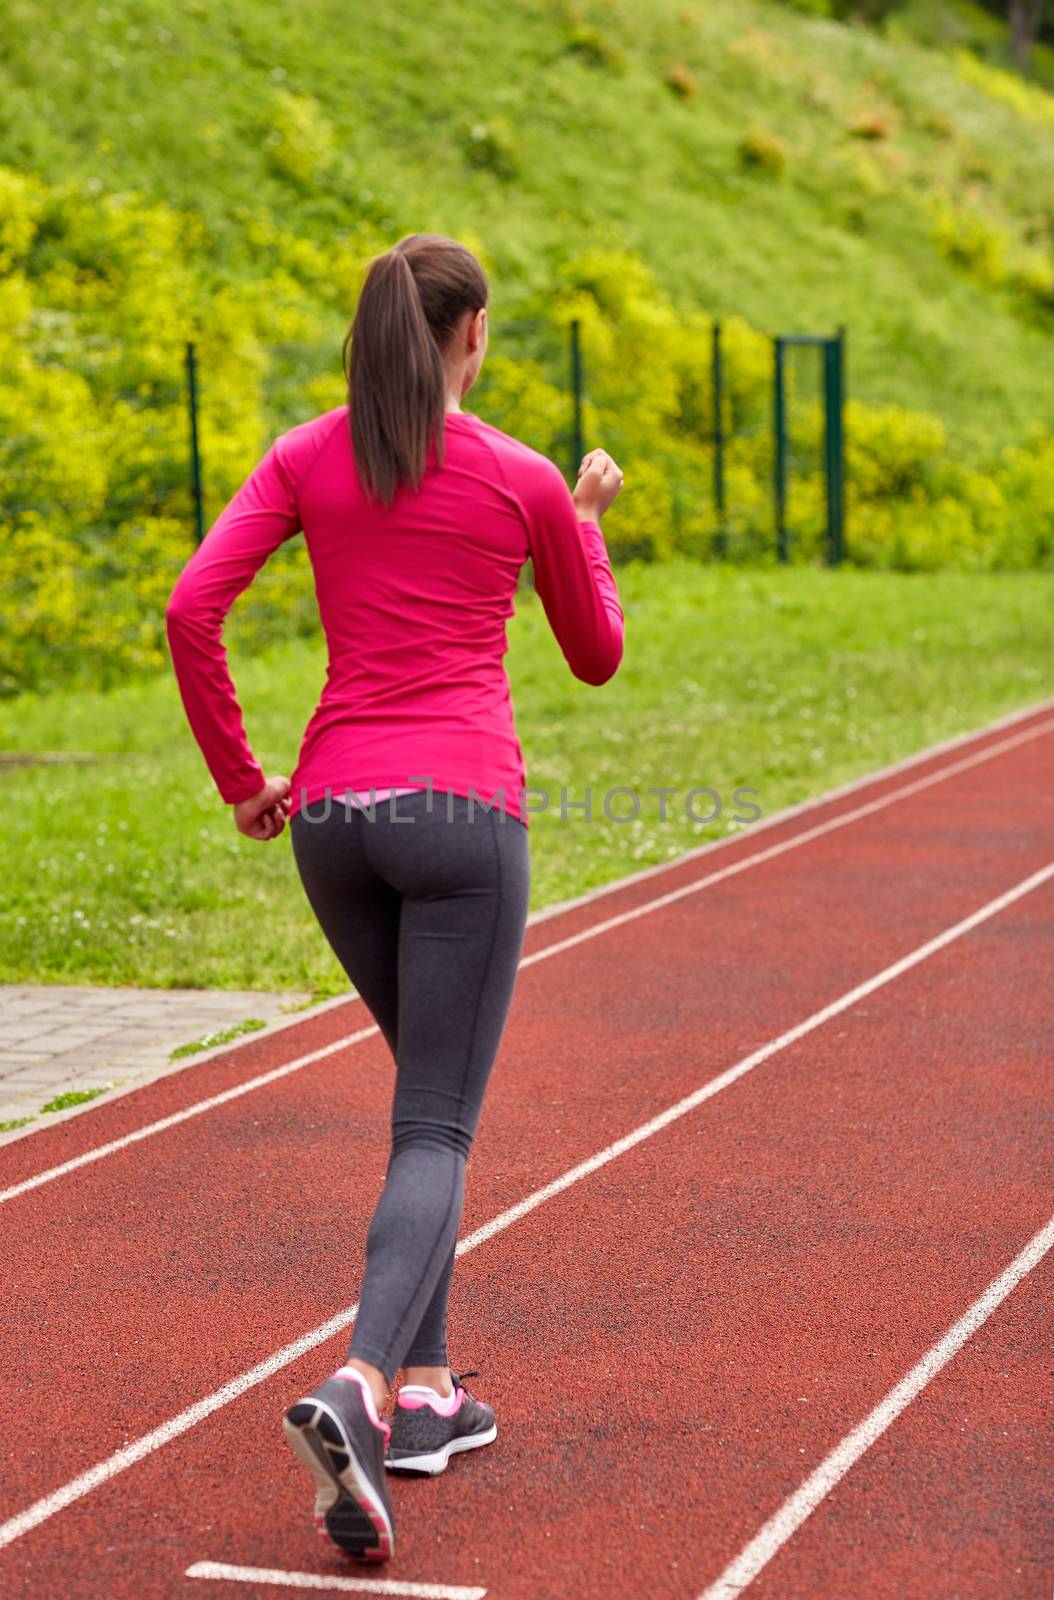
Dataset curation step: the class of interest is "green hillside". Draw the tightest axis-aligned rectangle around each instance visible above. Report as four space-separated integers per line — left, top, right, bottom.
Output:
3 0 1051 424
1 0 1052 694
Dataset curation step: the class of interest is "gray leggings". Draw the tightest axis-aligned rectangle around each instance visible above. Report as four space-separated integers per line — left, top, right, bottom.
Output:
290 790 531 1386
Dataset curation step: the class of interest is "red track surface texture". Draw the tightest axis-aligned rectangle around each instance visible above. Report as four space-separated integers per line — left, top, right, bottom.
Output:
2 704 1052 1600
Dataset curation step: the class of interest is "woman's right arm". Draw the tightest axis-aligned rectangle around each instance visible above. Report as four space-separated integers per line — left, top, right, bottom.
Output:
526 452 625 686
166 437 301 806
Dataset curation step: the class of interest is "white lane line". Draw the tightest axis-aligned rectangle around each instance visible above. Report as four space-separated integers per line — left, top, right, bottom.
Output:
0 1027 382 1205
527 692 1054 926
7 699 1048 1162
2 860 1050 1557
457 861 1054 1252
697 1212 1054 1600
0 993 358 1154
4 713 1053 1210
517 714 1054 972
185 1560 487 1598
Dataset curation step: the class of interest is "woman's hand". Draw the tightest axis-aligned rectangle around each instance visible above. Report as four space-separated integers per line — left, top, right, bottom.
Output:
234 776 292 841
572 448 624 524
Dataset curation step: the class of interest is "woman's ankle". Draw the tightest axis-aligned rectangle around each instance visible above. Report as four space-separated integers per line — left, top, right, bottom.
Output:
402 1363 453 1397
343 1356 390 1415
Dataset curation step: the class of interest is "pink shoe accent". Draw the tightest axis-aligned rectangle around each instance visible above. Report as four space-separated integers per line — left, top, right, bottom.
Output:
397 1383 463 1417
334 1366 392 1441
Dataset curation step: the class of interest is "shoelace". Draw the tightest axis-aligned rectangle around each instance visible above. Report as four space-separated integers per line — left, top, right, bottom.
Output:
450 1368 480 1397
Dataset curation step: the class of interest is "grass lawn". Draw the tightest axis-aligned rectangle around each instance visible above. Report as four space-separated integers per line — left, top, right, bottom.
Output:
1 559 1050 995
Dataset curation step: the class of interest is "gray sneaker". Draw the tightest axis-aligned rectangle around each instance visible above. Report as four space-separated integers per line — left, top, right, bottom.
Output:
385 1368 497 1476
283 1366 395 1561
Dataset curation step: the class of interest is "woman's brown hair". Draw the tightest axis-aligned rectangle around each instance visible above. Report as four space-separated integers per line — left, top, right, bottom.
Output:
343 233 489 507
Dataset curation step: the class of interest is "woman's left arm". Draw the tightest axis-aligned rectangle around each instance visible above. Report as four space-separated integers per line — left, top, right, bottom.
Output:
166 437 300 832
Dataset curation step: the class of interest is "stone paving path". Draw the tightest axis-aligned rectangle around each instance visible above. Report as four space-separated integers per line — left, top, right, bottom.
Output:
0 985 314 1131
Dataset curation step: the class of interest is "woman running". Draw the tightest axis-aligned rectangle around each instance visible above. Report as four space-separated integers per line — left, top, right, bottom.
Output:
165 233 625 1564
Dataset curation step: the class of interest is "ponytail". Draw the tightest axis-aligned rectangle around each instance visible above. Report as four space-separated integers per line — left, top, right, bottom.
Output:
344 234 489 508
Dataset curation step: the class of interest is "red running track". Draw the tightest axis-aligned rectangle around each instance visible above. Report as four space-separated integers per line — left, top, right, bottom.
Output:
1 702 1052 1600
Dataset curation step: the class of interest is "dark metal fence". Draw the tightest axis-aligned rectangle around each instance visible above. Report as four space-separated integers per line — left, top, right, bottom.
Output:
772 329 846 566
179 317 847 563
0 314 848 698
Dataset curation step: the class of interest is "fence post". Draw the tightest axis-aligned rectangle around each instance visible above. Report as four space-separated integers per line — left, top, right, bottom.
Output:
825 324 850 569
184 340 205 546
712 319 726 556
773 337 788 564
824 326 846 566
569 319 584 479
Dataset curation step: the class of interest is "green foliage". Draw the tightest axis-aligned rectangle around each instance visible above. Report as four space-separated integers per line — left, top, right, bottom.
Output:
461 118 521 182
739 129 790 173
849 107 896 138
2 184 1051 700
839 0 907 20
40 1087 108 1112
846 411 1054 570
475 354 570 451
933 200 1008 283
0 0 1052 701
932 196 1054 317
264 91 337 187
561 20 627 70
0 160 369 695
1 0 1050 442
2 561 1051 990
663 61 699 98
170 1017 266 1057
776 0 834 16
846 401 947 499
953 45 1054 128
775 0 906 17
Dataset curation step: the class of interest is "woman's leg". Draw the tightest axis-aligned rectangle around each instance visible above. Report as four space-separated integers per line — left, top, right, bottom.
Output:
290 800 460 1397
400 1242 457 1369
345 792 530 1387
289 804 401 1057
289 805 401 1412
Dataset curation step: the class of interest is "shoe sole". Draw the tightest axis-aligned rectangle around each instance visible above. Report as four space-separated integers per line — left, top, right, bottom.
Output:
283 1397 393 1561
385 1421 498 1476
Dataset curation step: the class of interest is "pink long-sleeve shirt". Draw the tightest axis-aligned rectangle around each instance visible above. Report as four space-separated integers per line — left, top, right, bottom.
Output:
166 406 624 827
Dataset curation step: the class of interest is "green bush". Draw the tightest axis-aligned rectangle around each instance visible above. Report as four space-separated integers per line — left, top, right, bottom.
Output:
776 0 833 16
774 0 906 18
562 21 626 70
1 166 1051 699
933 201 1008 285
994 432 1054 566
850 107 896 139
738 129 789 174
663 61 699 99
845 412 1054 572
953 48 1054 132
838 0 907 21
264 92 337 188
461 119 521 181
845 401 947 499
0 162 342 695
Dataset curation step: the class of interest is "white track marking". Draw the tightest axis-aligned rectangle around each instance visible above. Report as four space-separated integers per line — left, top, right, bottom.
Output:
186 1560 487 1598
4 713 1053 1208
7 703 1047 1161
527 692 1054 925
0 993 357 1153
0 1027 381 1205
697 1213 1054 1600
456 862 1054 1252
1 861 1050 1556
517 713 1054 971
